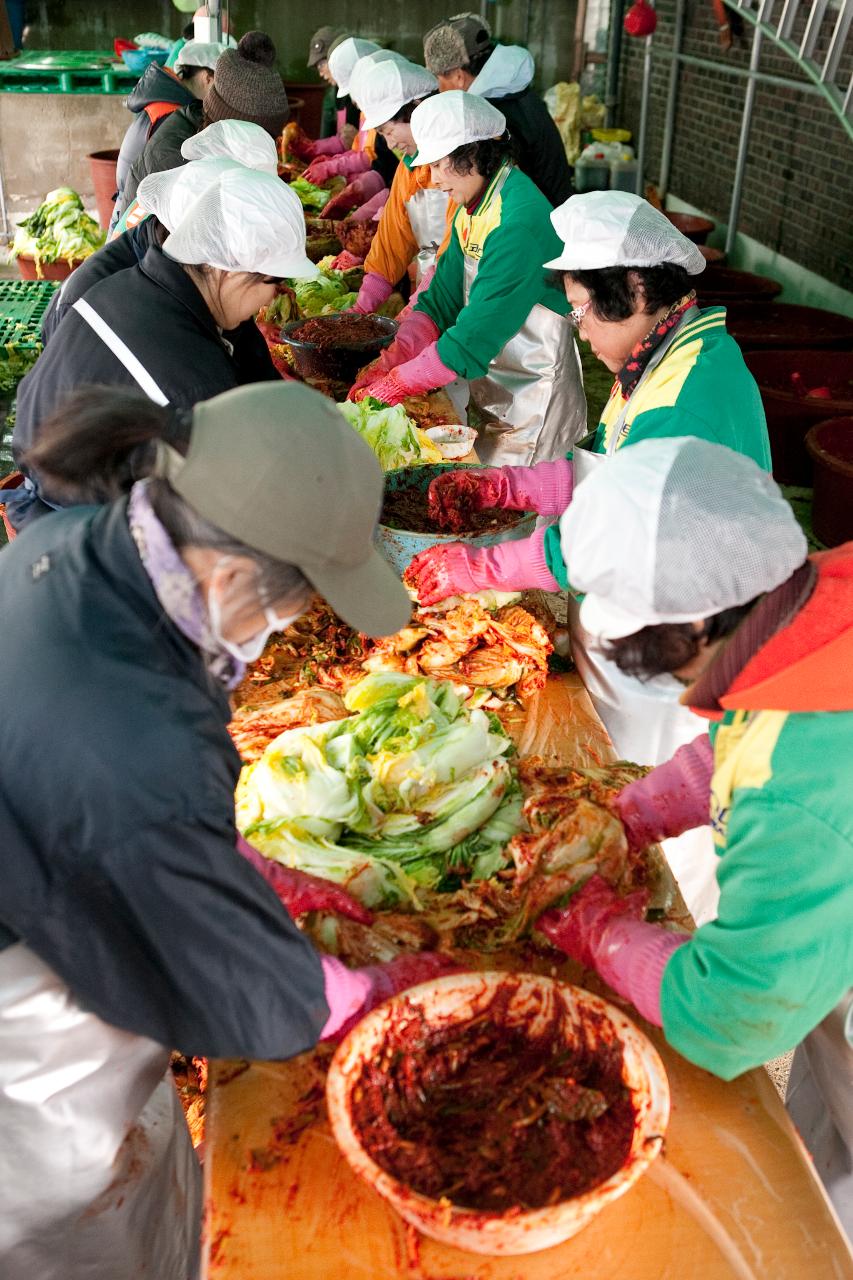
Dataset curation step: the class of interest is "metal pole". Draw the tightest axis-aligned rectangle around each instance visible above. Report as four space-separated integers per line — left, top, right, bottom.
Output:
207 0 223 43
635 30 654 196
654 46 824 94
659 0 686 196
604 0 626 126
725 20 765 258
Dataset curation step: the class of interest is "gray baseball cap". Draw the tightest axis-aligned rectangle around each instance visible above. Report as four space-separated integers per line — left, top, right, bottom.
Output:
307 25 344 67
172 382 412 637
424 13 492 76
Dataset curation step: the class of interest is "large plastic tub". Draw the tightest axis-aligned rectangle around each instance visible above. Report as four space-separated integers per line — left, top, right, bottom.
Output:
745 349 853 484
698 266 782 304
88 149 120 229
375 463 536 577
806 417 853 547
666 211 714 244
16 255 81 281
726 303 853 352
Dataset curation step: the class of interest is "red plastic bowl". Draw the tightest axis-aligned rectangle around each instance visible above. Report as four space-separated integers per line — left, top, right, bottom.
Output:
744 349 853 485
16 255 82 281
806 417 853 547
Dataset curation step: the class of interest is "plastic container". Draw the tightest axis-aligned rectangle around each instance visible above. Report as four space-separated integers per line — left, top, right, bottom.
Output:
806 417 853 547
610 158 638 192
327 971 670 1256
0 279 59 348
744 349 853 485
88 149 120 229
15 255 82 281
279 313 396 383
698 266 782 304
0 471 24 543
726 303 853 352
121 48 169 75
665 211 715 244
574 159 610 192
375 463 536 576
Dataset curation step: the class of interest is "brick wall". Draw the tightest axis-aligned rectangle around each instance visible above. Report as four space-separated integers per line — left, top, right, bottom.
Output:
618 0 853 291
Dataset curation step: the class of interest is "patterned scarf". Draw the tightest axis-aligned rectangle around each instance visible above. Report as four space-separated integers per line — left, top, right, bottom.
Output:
128 479 244 690
616 291 698 400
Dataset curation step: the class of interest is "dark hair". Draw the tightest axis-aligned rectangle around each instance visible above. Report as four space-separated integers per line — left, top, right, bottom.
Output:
177 63 213 82
389 91 437 124
182 21 194 40
566 264 692 322
604 601 757 680
22 387 182 507
445 132 517 184
20 386 310 615
237 30 276 65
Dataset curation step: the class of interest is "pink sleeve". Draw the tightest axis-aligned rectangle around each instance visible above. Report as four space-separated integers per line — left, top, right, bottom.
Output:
478 526 563 593
395 341 456 392
501 459 574 516
334 149 372 178
354 270 395 314
595 919 690 1025
349 188 389 222
310 135 346 156
615 733 714 849
319 955 373 1039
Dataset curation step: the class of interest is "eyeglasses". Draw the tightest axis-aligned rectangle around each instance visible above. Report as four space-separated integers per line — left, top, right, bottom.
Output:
569 300 591 327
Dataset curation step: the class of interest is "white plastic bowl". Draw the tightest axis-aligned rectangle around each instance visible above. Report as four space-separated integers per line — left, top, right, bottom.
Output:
326 971 670 1256
424 424 477 459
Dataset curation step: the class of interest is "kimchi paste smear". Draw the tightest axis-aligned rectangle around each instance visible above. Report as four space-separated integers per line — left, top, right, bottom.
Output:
350 983 636 1213
381 486 521 536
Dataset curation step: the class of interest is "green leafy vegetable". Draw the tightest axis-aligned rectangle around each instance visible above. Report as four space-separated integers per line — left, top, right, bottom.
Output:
236 673 522 907
289 176 336 213
10 188 104 274
337 397 444 471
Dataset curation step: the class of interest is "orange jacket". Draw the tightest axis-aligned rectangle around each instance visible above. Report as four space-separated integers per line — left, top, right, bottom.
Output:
364 160 455 288
719 543 853 713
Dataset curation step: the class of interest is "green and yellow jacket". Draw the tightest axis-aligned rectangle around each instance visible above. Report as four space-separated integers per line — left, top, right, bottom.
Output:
414 162 568 380
545 306 771 587
663 546 853 1079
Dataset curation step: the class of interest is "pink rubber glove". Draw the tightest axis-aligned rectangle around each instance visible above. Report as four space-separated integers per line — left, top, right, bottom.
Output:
348 310 440 397
319 953 459 1041
537 876 689 1026
405 525 561 605
614 733 714 852
349 188 389 222
353 270 395 315
305 135 346 158
428 460 573 532
236 836 372 924
304 150 372 183
321 170 385 220
352 343 455 405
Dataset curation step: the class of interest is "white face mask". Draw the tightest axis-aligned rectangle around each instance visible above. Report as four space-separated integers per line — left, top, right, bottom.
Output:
207 565 303 665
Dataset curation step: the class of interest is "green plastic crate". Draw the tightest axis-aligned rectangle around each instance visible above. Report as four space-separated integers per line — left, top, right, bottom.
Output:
0 279 58 350
0 50 137 95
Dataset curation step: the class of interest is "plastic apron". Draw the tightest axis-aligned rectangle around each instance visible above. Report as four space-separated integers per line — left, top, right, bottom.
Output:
405 185 449 284
786 989 853 1238
460 168 586 467
0 943 201 1280
566 318 720 923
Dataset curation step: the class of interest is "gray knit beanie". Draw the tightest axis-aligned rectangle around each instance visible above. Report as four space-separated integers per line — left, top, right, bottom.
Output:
423 13 492 76
204 31 290 139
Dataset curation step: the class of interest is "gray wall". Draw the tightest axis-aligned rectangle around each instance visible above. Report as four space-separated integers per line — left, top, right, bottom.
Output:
23 1 577 87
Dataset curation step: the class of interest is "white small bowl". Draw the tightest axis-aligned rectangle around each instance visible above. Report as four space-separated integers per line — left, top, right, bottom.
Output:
424 424 477 460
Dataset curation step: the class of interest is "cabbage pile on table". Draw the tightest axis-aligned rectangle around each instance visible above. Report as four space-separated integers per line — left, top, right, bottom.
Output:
236 673 522 908
11 188 104 275
337 398 443 471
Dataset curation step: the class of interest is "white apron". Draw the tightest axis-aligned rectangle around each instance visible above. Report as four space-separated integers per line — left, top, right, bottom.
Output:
405 185 449 284
0 943 201 1280
460 169 586 467
565 321 720 922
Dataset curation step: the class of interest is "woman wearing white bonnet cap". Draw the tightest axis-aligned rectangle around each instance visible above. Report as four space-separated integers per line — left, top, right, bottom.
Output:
351 89 586 466
408 191 772 923
41 121 279 343
12 168 316 528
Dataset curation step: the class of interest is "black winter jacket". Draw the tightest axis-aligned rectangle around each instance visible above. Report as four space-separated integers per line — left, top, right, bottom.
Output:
0 499 328 1058
15 245 261 466
113 64 196 225
122 100 205 210
40 220 280 386
501 88 574 208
